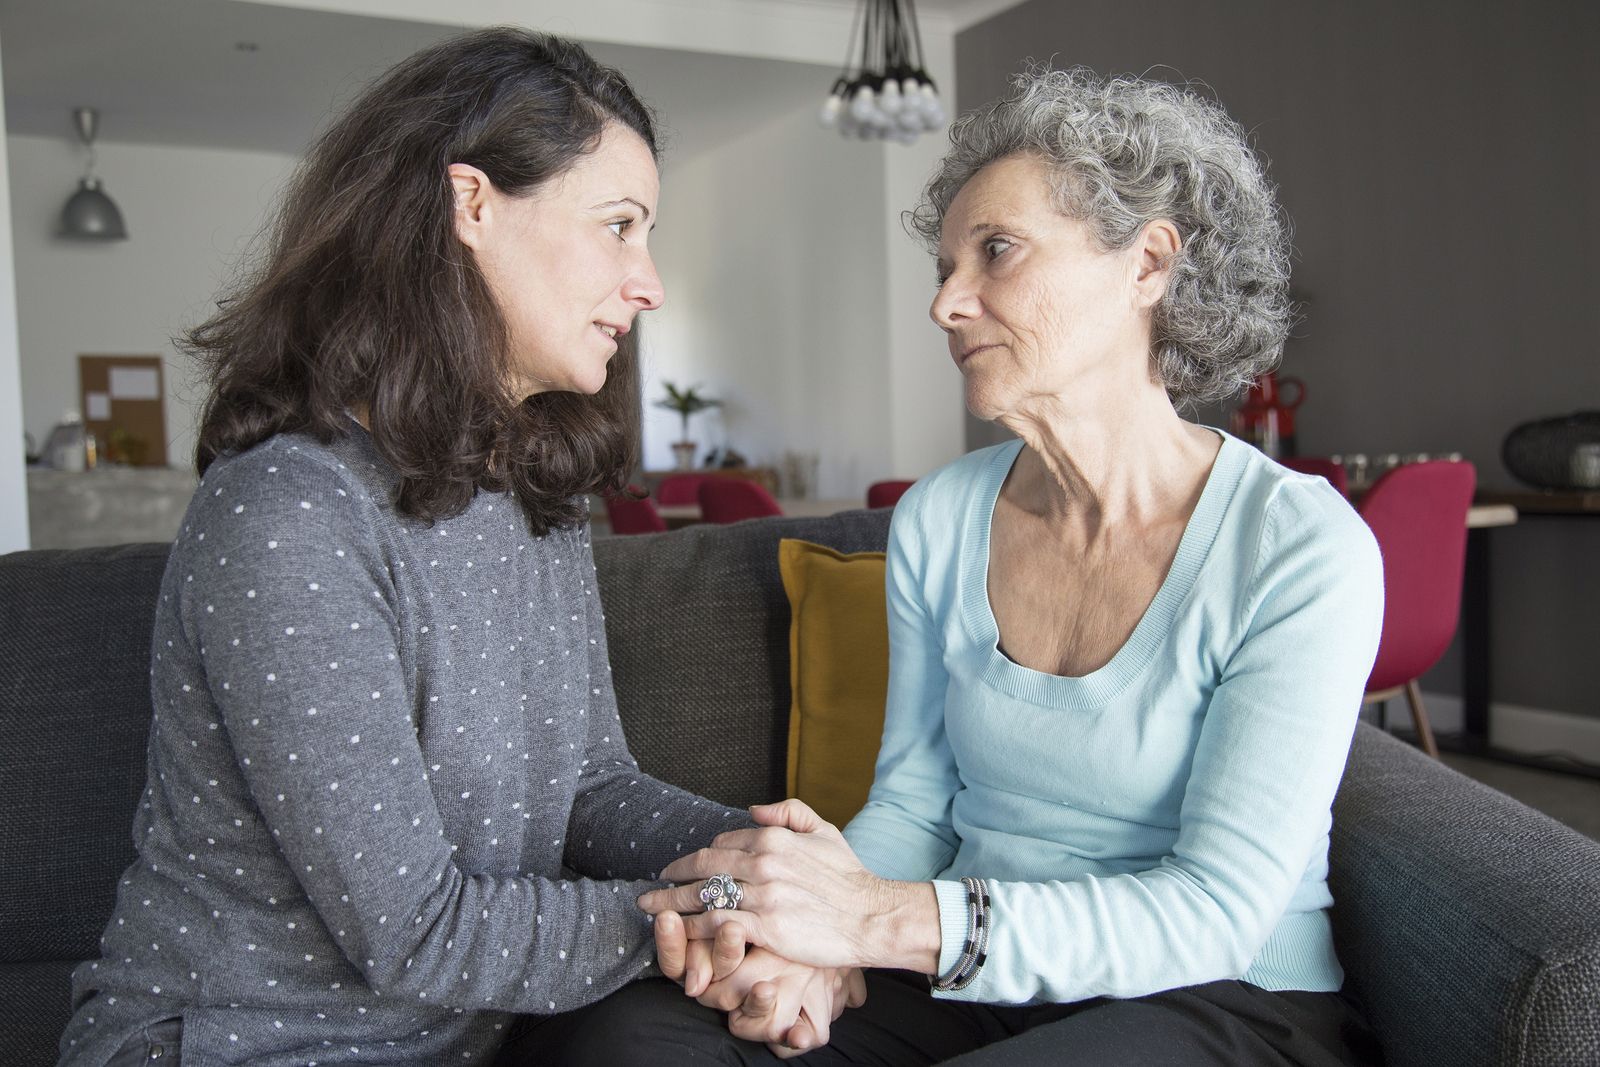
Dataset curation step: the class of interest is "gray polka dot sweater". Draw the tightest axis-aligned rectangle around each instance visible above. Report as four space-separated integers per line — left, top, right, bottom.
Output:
60 425 749 1065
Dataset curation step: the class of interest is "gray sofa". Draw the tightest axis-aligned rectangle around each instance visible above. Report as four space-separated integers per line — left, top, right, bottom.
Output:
3 510 1598 1066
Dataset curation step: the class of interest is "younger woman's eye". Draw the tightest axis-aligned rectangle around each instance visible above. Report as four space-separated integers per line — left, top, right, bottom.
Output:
607 219 632 238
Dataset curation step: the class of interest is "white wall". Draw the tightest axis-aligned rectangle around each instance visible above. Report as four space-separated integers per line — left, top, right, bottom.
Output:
644 102 894 498
0 40 30 551
883 29 965 480
7 135 297 469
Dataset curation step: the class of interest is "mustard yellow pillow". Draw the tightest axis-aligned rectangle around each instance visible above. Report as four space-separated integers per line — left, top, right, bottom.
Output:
778 539 890 828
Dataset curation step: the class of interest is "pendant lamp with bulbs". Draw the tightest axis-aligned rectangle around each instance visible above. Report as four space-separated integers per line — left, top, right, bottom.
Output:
818 0 946 145
59 107 128 241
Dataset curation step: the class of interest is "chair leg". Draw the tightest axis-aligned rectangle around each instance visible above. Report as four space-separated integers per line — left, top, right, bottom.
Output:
1405 679 1440 759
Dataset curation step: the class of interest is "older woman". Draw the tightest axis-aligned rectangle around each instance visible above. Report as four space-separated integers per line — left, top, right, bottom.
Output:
614 68 1387 1065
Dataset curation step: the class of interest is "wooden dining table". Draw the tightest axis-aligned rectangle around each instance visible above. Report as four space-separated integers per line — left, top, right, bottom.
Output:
648 499 1518 530
652 498 864 530
1457 489 1599 765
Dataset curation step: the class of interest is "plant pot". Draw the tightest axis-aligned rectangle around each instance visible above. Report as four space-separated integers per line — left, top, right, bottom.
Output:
670 441 697 471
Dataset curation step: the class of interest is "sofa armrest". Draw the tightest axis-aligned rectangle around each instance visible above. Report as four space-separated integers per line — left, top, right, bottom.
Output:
1330 724 1600 1067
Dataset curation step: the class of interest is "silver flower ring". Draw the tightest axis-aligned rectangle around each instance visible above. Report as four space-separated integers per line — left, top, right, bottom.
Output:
699 873 743 912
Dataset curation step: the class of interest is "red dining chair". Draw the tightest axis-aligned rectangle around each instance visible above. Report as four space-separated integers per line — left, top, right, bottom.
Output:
698 479 784 524
656 474 712 506
1281 457 1349 497
603 488 667 535
867 480 916 509
1358 460 1477 759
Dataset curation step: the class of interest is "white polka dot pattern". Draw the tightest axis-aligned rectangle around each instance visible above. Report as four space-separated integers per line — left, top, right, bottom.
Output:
60 428 754 1065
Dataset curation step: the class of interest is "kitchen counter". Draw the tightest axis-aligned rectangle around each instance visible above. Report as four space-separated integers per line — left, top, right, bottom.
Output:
26 466 198 549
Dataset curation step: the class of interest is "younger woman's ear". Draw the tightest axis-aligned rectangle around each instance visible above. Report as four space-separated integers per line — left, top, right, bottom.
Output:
447 163 494 249
1132 219 1182 310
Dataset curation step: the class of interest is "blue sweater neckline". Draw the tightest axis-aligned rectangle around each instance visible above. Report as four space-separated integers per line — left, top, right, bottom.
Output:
959 431 1249 709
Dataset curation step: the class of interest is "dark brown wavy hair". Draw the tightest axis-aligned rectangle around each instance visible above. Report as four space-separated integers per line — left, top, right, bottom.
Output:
187 27 654 535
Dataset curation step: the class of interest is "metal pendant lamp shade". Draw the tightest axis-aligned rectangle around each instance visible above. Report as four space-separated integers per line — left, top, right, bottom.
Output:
61 176 127 240
59 108 128 241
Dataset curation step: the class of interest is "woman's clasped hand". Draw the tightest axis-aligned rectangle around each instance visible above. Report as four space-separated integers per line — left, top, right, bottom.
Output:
641 799 934 971
652 909 867 1058
642 799 890 1053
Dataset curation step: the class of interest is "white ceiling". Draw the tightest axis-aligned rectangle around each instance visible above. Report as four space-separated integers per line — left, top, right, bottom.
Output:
0 0 859 161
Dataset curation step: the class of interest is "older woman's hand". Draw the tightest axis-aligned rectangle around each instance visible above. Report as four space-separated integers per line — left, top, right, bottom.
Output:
637 799 940 973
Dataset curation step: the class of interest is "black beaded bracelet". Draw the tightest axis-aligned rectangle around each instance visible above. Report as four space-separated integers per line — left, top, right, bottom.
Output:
932 876 990 991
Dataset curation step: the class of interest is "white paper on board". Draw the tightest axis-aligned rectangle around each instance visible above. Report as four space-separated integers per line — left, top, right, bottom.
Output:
86 392 111 420
109 367 161 401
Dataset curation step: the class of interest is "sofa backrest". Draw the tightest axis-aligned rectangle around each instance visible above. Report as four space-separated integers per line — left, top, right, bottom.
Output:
594 510 893 808
0 542 170 1064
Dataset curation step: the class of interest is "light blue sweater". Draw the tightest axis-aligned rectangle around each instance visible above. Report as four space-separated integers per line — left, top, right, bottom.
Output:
843 432 1384 1005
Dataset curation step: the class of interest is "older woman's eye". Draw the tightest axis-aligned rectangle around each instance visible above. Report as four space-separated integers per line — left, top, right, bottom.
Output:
983 237 1013 259
607 219 631 238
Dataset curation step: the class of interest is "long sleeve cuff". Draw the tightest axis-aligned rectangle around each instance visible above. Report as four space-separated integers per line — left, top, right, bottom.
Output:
931 878 972 982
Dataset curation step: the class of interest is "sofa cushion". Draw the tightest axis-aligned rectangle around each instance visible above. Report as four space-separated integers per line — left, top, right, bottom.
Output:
778 538 889 827
593 510 892 811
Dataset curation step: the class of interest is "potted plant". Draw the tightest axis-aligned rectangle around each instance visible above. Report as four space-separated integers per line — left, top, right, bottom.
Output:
655 382 721 470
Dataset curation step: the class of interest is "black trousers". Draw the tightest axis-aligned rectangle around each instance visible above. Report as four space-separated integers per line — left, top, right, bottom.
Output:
503 971 1383 1066
104 1017 182 1064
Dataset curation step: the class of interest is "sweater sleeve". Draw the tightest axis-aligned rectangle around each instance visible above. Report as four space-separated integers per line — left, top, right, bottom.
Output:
185 453 667 1015
935 487 1385 1004
562 535 755 883
843 480 963 880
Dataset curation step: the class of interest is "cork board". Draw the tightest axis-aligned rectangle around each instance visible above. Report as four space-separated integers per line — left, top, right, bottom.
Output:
78 354 167 467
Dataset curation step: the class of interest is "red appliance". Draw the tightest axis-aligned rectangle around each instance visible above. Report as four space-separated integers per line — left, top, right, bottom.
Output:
1231 371 1306 457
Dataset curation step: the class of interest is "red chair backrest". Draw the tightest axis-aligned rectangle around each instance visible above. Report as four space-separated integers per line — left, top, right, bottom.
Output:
1281 457 1349 497
867 480 915 509
1358 461 1477 692
603 489 667 535
698 479 784 524
656 474 711 506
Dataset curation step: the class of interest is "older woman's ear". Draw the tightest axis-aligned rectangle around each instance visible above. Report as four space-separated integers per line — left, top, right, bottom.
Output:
1131 219 1182 309
447 163 495 250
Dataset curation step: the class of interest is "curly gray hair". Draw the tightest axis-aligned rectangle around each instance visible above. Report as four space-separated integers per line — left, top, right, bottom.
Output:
910 67 1292 407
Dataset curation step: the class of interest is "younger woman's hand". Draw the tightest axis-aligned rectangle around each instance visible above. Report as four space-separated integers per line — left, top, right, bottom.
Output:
653 909 745 997
699 950 868 1057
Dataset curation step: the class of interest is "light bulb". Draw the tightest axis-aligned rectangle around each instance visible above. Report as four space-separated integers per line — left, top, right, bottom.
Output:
849 85 876 123
817 94 844 129
879 79 902 114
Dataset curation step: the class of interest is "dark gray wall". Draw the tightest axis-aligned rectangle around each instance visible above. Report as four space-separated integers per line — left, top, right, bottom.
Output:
955 0 1599 719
